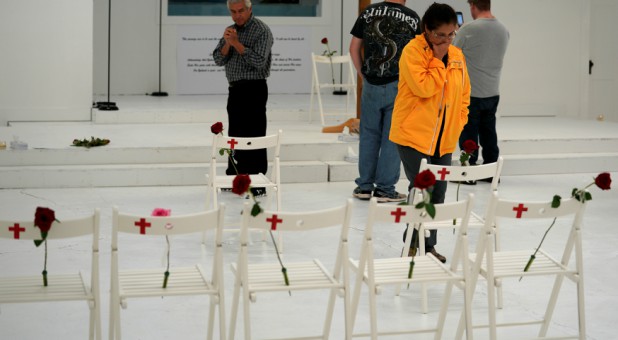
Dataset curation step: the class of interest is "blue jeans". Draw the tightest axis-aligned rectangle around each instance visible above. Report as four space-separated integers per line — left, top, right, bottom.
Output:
355 79 401 195
459 96 500 165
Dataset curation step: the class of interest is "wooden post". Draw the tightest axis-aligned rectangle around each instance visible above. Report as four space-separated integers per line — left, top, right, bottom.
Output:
357 0 370 118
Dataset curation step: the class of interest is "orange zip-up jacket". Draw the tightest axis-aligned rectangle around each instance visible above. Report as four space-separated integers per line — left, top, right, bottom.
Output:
389 33 470 157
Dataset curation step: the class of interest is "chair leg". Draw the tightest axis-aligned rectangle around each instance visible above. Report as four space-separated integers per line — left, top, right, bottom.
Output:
576 278 587 339
217 290 226 340
228 278 242 340
349 269 364 334
207 297 215 340
108 293 117 340
321 287 339 339
486 277 498 340
89 303 96 340
538 273 567 337
368 282 379 340
242 285 252 340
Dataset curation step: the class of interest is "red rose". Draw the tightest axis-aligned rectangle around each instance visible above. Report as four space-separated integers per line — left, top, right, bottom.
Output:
462 139 479 154
232 174 251 196
210 122 224 135
321 37 328 44
413 169 436 190
594 172 612 190
34 207 56 234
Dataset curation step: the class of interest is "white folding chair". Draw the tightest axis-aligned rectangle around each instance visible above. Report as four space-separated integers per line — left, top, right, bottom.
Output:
350 195 476 339
458 192 587 340
109 205 226 340
400 157 503 309
0 209 102 340
205 130 283 248
309 53 357 125
228 199 353 340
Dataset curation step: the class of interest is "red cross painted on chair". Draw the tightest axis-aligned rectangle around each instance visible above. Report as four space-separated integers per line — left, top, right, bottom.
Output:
513 204 528 218
9 223 25 239
134 218 152 234
227 138 238 150
437 168 450 180
267 214 283 230
390 208 407 223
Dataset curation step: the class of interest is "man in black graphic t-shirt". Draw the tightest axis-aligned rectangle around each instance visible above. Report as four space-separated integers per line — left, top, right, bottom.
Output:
350 1 420 203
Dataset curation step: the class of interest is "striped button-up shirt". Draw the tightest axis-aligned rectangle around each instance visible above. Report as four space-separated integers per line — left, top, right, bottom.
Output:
212 15 273 83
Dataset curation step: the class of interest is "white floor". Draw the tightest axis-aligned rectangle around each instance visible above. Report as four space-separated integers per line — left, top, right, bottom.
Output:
1 94 617 339
1 174 616 339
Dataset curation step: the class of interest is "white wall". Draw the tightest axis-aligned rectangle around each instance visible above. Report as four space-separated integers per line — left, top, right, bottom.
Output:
93 0 351 96
92 0 592 119
0 0 93 126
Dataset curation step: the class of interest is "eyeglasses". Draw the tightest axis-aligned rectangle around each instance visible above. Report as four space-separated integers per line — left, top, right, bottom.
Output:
431 30 457 41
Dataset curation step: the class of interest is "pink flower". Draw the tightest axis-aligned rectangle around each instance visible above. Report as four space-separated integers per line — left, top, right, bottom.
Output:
151 208 171 217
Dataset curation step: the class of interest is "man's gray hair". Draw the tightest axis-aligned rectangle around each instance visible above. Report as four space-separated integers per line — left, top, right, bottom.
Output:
227 0 252 9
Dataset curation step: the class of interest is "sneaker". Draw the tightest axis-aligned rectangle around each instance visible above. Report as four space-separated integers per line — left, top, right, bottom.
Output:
372 190 407 203
450 180 477 185
427 248 447 263
353 187 372 200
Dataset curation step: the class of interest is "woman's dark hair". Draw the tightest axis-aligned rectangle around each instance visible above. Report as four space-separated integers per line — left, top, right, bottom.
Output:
421 3 458 33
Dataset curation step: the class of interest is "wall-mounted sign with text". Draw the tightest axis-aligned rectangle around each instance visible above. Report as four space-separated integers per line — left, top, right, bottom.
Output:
177 25 311 95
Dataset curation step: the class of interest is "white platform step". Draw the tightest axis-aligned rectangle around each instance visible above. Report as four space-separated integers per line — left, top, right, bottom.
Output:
2 112 618 188
0 161 329 189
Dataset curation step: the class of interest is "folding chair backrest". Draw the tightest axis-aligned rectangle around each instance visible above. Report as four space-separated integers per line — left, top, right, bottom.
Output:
482 192 587 252
112 206 224 246
312 54 355 66
242 200 352 241
490 194 585 220
365 196 474 236
419 156 504 191
0 211 100 242
211 131 281 157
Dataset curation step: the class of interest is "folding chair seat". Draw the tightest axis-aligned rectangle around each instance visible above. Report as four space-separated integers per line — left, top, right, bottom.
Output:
228 199 353 340
458 192 587 340
0 209 102 339
109 205 226 340
350 195 476 339
309 53 357 125
205 130 283 249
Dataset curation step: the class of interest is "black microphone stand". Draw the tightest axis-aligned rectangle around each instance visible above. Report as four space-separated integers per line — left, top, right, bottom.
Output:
97 0 119 110
151 0 168 96
333 0 347 95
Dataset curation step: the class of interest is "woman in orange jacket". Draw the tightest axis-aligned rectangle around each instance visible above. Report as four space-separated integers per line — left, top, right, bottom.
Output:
390 3 470 263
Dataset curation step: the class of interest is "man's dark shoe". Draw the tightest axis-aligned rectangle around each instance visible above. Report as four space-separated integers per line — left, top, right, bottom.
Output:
250 187 267 198
373 190 407 203
353 186 372 200
450 180 477 185
428 248 447 263
478 177 500 184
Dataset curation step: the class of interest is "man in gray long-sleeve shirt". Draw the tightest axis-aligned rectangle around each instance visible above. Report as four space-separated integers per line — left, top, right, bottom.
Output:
453 0 509 179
